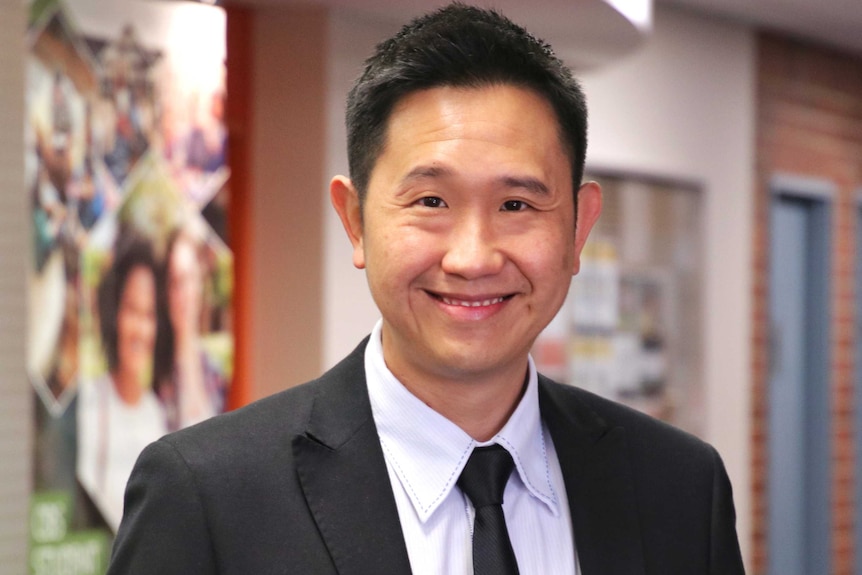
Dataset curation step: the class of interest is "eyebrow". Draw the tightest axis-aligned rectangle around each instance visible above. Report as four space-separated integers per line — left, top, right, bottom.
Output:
500 175 550 196
401 165 453 183
401 165 550 196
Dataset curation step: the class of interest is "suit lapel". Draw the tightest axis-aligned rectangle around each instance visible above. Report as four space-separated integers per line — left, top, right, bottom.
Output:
539 377 646 575
293 342 412 575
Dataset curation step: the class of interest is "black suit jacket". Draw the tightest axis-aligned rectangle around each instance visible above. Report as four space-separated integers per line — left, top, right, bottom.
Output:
108 339 744 574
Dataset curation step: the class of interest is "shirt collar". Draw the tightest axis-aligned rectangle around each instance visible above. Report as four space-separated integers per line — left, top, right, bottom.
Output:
365 319 562 523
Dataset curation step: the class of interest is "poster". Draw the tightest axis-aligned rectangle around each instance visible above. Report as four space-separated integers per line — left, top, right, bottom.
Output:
26 1 231 572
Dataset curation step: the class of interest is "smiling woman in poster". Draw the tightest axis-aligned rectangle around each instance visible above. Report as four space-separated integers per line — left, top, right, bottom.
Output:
155 223 227 431
76 233 167 532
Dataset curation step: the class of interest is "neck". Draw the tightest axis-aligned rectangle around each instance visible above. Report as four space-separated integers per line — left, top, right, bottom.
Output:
112 369 144 405
394 362 529 442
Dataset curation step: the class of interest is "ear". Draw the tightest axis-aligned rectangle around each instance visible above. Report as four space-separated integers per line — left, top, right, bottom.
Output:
330 175 366 269
572 181 602 275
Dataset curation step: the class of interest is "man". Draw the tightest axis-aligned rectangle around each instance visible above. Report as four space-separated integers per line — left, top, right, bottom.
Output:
108 4 744 574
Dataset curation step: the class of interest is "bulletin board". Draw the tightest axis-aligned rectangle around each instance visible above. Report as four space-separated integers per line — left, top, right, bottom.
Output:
533 173 705 436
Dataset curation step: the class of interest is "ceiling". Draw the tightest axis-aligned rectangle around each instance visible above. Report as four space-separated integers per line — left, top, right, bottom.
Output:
225 0 862 59
657 0 862 55
223 0 650 68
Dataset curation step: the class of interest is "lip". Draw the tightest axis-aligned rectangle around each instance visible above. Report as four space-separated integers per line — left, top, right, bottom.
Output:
424 290 515 319
440 295 506 307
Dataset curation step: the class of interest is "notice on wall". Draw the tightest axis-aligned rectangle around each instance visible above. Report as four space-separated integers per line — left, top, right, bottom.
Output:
26 0 232 566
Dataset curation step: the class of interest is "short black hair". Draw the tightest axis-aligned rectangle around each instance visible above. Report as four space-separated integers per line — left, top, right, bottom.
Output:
345 2 588 204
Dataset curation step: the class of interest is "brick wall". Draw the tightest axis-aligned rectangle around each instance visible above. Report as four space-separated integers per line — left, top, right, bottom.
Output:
753 33 862 575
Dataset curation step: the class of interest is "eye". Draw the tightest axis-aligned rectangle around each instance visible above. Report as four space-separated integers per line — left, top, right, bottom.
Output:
501 200 529 212
417 196 447 208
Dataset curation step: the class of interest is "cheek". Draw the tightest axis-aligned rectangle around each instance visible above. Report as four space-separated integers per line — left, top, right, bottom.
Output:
117 319 131 350
118 312 156 346
118 311 135 338
168 288 180 310
366 224 434 275
181 284 197 309
365 236 440 315
515 224 575 272
143 316 157 341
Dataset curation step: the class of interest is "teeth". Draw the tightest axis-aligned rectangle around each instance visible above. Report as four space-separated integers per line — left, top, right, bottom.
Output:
441 296 504 307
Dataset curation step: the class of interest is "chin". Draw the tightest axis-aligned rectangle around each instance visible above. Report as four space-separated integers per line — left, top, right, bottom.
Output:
431 350 514 380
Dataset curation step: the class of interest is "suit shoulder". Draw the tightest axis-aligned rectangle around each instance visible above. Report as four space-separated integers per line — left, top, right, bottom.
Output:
541 378 718 462
156 379 313 458
156 342 369 468
159 370 361 478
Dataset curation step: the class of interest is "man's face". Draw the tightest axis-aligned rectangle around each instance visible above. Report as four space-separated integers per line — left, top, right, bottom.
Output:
333 84 600 388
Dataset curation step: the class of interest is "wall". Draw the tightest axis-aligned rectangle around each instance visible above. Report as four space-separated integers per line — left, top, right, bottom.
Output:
0 1 30 572
580 6 756 564
245 6 328 400
752 33 862 575
322 5 756 566
323 10 397 366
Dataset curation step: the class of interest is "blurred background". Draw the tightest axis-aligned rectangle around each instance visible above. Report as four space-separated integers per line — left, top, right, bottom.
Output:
2 0 861 573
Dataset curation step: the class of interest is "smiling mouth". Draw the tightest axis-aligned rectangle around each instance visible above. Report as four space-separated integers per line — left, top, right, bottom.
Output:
429 293 514 307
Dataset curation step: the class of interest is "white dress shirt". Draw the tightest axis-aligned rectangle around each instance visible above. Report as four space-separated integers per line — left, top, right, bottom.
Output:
365 320 579 575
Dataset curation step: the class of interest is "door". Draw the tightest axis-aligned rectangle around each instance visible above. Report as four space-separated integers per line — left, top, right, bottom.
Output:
768 188 831 575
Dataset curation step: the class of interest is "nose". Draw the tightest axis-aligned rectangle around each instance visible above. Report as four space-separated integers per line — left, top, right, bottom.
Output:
440 213 505 279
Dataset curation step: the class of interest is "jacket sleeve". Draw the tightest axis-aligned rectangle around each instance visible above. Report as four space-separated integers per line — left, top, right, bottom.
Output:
709 447 746 574
107 438 217 574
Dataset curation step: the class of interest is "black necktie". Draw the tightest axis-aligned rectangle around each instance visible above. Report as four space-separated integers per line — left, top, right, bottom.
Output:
457 445 520 575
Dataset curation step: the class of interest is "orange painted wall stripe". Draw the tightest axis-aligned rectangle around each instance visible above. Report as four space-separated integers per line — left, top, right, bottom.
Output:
225 6 253 410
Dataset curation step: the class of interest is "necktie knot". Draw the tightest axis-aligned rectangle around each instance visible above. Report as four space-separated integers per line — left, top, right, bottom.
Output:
458 445 515 509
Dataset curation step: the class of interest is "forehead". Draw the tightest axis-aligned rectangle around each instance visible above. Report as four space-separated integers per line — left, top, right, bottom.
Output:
388 83 562 137
170 236 198 265
122 265 155 297
369 84 571 190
